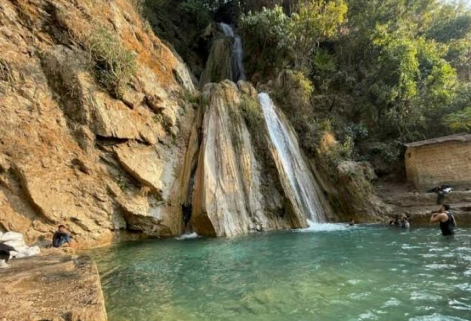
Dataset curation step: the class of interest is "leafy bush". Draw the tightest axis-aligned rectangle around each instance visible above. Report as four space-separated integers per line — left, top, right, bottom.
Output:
316 131 354 179
444 106 471 130
88 28 136 98
370 142 402 164
240 6 293 74
178 0 212 29
240 2 347 74
274 69 314 109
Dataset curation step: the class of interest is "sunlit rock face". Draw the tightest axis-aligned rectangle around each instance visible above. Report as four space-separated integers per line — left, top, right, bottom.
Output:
0 0 195 248
191 81 272 236
189 81 333 236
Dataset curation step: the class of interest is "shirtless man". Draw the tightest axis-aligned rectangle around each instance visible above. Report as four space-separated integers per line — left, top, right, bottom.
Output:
430 204 456 236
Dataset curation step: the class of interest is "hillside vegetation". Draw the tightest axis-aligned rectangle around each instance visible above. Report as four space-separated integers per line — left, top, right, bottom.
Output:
142 0 471 179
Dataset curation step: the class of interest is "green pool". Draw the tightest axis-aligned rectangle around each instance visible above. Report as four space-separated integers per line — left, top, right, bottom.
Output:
87 225 471 321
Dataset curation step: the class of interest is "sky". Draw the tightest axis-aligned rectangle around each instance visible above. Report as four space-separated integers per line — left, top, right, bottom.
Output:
441 0 471 6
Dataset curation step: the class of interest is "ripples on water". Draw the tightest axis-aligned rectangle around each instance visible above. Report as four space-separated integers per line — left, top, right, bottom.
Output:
86 226 471 321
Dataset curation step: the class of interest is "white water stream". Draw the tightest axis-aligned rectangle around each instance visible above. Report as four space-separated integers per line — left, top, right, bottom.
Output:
220 22 246 82
258 93 326 223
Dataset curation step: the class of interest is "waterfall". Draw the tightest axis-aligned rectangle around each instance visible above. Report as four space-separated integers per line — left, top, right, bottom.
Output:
219 23 246 82
258 93 326 223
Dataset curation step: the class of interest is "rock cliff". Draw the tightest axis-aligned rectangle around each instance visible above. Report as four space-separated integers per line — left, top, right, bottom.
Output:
0 0 353 249
0 0 195 248
186 81 334 236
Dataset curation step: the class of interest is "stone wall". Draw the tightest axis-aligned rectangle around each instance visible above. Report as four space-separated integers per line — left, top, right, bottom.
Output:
406 141 471 190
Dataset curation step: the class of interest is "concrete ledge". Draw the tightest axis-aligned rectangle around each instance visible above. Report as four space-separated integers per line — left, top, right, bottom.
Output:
0 254 107 321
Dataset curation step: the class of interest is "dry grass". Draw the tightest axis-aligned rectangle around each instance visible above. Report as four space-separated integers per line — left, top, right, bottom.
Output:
88 27 136 98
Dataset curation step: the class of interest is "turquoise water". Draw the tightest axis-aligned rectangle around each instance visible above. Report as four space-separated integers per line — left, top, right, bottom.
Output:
87 225 471 321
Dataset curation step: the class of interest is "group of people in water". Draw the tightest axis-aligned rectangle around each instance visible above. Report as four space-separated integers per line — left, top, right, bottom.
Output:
389 204 456 236
389 215 410 229
348 204 457 236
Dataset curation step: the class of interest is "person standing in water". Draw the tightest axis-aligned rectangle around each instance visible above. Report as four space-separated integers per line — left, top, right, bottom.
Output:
430 204 456 236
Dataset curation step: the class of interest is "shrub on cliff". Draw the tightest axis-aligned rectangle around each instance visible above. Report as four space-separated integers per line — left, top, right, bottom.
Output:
88 28 136 98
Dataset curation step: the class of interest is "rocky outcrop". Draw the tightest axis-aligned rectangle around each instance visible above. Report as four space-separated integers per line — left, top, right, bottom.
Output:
188 81 335 236
0 0 196 248
0 254 107 321
335 161 390 221
199 37 233 88
190 81 283 235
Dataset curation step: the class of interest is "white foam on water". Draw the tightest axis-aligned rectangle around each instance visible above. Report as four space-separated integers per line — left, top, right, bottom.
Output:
424 264 457 270
410 291 442 302
382 298 401 307
409 313 469 321
298 221 349 232
176 233 199 240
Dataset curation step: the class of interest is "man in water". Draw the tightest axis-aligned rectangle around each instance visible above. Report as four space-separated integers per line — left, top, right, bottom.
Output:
52 225 72 248
401 216 410 229
348 218 355 226
430 204 456 236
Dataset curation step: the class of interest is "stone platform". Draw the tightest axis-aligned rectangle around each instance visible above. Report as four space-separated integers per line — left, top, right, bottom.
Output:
0 254 107 321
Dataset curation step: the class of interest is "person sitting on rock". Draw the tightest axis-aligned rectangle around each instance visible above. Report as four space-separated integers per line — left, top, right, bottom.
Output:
0 242 16 268
52 225 72 248
430 204 456 236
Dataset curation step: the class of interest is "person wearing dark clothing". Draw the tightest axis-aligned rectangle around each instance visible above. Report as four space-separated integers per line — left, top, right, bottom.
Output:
430 204 456 236
52 225 72 248
0 242 16 263
427 185 453 205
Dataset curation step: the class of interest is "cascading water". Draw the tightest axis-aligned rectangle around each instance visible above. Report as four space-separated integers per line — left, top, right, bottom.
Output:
219 22 246 82
258 93 326 223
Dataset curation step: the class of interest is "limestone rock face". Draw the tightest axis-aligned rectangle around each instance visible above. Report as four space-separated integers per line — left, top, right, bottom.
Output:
190 81 311 236
199 38 233 88
0 0 195 247
335 161 389 221
0 254 107 321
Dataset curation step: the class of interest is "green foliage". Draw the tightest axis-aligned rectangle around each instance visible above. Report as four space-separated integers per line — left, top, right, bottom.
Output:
371 142 402 163
290 0 347 70
239 96 275 166
240 1 347 74
240 6 293 73
317 132 354 179
240 96 264 130
236 0 471 176
178 0 212 29
444 106 471 130
88 28 136 98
